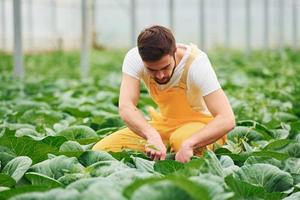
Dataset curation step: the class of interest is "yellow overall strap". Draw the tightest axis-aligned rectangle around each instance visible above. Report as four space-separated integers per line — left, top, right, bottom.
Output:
179 43 201 87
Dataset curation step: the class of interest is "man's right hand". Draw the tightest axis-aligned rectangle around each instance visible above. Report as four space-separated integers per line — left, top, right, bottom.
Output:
145 134 167 161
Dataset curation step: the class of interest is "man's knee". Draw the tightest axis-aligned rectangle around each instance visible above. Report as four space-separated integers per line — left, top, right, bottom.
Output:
92 128 146 152
92 135 118 152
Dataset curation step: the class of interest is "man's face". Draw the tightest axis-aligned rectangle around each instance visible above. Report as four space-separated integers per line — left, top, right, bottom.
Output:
143 54 176 85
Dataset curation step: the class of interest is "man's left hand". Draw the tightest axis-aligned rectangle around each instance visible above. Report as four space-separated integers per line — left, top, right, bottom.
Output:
175 141 194 163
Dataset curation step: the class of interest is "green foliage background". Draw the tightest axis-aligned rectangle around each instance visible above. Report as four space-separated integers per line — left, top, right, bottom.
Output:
0 48 299 200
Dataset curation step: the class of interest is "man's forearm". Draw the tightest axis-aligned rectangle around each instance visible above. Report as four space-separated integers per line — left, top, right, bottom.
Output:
119 104 159 140
184 114 235 149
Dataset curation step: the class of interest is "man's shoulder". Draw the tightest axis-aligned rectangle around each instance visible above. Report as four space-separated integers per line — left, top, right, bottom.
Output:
122 47 144 80
189 50 209 70
187 50 213 83
124 46 143 66
126 46 139 58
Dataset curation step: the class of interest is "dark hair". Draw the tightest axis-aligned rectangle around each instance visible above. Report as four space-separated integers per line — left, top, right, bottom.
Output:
137 25 176 62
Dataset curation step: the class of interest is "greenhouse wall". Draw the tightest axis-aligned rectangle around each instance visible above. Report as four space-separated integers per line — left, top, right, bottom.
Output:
0 0 299 52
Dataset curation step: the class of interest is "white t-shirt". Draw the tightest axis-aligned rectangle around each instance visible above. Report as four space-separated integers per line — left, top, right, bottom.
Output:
122 43 221 114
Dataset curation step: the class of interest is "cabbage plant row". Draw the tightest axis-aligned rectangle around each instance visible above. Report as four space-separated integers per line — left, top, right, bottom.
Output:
0 49 299 199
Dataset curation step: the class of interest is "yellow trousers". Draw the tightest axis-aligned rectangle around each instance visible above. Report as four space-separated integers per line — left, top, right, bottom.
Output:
92 120 226 154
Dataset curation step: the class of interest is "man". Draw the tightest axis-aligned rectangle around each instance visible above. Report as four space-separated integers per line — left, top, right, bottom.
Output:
93 25 235 163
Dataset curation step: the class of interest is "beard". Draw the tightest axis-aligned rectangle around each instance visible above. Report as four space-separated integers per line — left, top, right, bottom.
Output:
153 65 176 85
154 77 171 84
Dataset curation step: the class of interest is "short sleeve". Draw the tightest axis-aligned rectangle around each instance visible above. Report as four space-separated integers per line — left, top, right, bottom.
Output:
122 47 144 80
188 52 221 96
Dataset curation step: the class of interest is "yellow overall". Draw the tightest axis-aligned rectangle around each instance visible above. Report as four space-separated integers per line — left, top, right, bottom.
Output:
92 44 227 155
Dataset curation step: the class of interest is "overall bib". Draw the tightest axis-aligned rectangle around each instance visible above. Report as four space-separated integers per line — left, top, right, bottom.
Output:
92 44 227 155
